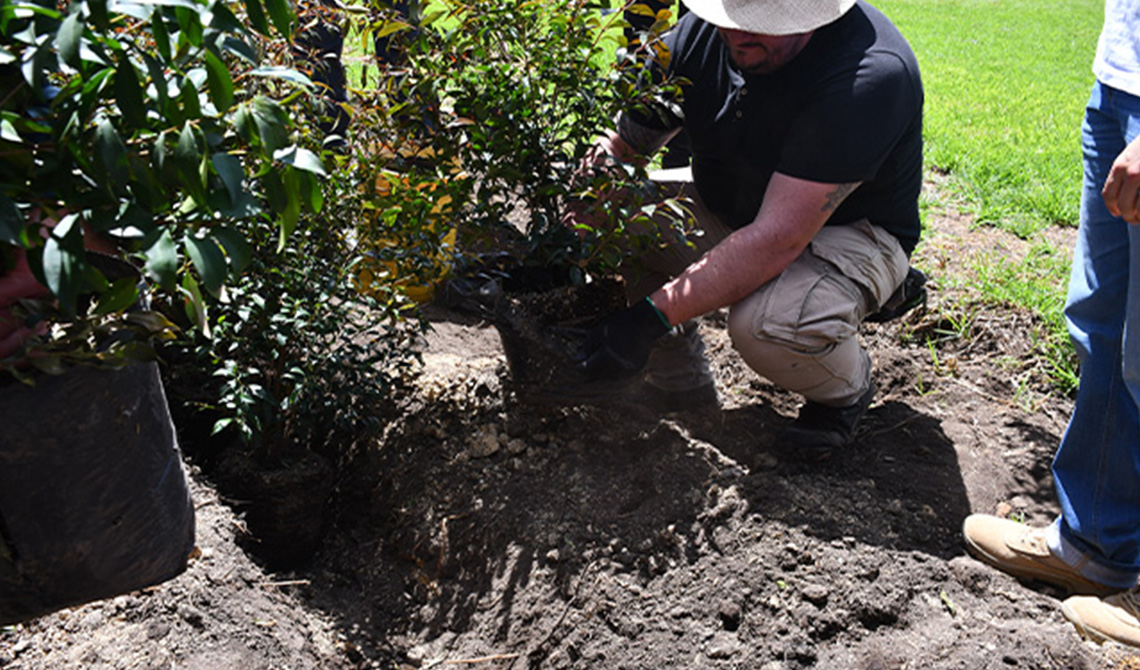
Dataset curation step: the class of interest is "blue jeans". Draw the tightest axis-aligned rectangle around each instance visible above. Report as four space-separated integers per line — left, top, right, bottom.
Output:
1048 80 1140 589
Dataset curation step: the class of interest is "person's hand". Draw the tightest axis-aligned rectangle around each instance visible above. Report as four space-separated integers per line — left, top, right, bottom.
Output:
1102 134 1140 224
578 296 674 380
0 247 51 360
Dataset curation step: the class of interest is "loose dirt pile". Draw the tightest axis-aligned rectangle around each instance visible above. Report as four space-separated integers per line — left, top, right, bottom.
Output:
4 205 1140 670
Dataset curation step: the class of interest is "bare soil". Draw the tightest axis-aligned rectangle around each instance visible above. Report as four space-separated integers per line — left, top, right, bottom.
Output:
5 197 1140 670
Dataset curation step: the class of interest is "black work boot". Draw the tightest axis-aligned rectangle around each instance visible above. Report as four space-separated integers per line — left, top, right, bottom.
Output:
778 382 876 461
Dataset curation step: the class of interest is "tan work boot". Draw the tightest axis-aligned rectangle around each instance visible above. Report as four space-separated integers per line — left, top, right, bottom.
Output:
962 514 1117 597
1063 587 1140 648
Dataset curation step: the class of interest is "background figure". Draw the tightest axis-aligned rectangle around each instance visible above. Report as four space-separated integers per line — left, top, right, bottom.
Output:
373 0 415 67
294 0 419 148
963 0 1140 649
623 0 691 169
294 0 350 147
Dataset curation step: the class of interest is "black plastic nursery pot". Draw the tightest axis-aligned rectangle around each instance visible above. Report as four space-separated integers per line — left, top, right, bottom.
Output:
214 447 334 571
0 362 196 625
457 266 633 405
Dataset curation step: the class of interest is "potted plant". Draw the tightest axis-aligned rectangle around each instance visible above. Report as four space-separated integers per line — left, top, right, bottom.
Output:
0 0 328 621
353 0 690 402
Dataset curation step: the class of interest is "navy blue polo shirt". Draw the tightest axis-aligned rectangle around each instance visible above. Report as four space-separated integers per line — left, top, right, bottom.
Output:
628 1 924 253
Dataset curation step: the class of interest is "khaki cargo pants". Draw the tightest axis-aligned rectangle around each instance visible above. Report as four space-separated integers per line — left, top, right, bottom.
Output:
628 176 910 408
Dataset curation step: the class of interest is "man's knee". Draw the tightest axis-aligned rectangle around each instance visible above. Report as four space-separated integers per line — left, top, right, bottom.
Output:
726 308 870 403
725 257 870 403
727 254 863 352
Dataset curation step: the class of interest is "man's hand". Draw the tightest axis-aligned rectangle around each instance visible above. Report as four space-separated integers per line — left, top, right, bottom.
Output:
1102 134 1140 224
0 248 50 360
578 296 674 380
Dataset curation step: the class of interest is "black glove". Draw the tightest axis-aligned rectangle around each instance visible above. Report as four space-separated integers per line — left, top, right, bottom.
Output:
578 297 674 381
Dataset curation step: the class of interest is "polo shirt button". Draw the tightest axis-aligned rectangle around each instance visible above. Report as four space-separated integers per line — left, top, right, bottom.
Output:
740 87 748 96
735 110 743 118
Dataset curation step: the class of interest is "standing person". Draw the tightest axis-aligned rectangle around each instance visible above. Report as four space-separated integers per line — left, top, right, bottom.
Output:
294 0 350 146
962 0 1140 648
573 0 925 458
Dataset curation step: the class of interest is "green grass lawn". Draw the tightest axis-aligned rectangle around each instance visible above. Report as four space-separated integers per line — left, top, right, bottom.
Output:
876 0 1102 235
874 0 1106 394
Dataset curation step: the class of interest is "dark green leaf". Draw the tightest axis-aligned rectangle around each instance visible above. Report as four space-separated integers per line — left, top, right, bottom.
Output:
144 228 178 290
94 276 139 316
21 40 58 100
273 145 326 176
55 11 83 67
212 226 252 274
203 48 234 112
211 152 243 203
94 118 129 190
263 0 293 38
180 272 209 335
114 57 147 127
141 51 170 118
251 97 289 154
298 170 323 213
42 214 86 316
249 66 313 88
277 167 301 251
207 2 243 32
89 0 110 29
150 7 172 61
220 35 258 64
180 76 202 119
213 186 262 217
174 121 206 203
233 102 256 145
174 6 203 48
111 201 157 238
262 166 286 217
242 0 270 36
184 231 227 296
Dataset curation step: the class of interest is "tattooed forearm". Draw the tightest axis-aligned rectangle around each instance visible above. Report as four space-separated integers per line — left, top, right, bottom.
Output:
821 182 861 214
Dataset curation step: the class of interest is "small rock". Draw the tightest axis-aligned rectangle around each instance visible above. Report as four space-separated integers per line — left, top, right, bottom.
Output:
801 584 830 606
707 632 742 659
146 621 171 640
467 426 501 458
82 611 106 629
717 600 742 631
504 438 528 455
180 605 205 628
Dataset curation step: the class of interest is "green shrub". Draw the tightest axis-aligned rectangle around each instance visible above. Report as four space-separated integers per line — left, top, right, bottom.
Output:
346 0 688 287
187 219 423 459
0 0 323 378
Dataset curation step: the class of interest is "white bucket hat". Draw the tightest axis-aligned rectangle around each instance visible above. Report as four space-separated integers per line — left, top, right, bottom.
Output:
682 0 858 35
